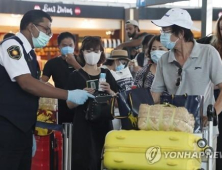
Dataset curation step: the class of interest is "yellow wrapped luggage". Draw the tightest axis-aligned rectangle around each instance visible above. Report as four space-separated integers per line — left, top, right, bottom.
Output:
103 130 202 170
138 104 195 133
35 97 58 136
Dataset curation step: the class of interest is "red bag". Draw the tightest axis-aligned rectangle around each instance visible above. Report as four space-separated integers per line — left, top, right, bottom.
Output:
31 131 63 170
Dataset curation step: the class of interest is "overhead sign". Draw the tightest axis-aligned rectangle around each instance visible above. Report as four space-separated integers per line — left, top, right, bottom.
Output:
34 4 77 16
75 7 81 15
0 0 124 19
136 0 189 7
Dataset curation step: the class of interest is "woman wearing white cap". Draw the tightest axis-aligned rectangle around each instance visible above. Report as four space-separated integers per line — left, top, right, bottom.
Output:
150 8 222 170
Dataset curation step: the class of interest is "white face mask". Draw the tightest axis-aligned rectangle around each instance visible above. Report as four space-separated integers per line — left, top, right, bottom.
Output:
83 51 101 65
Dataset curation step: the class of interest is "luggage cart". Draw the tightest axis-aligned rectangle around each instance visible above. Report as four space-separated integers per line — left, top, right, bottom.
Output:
196 104 217 170
32 122 73 170
101 104 218 170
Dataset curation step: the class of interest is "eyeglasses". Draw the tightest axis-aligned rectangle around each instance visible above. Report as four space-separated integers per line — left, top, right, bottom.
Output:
160 29 172 34
176 67 182 86
34 24 52 37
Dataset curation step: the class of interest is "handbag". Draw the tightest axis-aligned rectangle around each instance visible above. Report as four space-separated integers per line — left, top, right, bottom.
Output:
128 88 154 117
85 92 115 122
160 94 204 133
117 87 154 130
77 69 115 122
117 90 135 129
110 67 134 92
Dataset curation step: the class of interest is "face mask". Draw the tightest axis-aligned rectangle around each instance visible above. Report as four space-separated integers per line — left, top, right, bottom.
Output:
160 33 179 50
61 46 74 55
150 50 167 64
115 60 125 71
32 25 51 48
116 64 125 71
84 52 101 65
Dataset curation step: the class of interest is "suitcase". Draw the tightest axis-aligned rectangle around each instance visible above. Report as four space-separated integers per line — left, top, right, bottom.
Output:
103 130 202 170
31 131 63 170
104 152 201 170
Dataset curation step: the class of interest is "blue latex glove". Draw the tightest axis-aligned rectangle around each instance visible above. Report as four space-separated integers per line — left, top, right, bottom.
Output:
67 89 95 105
32 134 36 157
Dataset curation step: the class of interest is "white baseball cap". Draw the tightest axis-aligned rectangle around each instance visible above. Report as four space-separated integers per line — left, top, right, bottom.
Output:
126 20 139 27
151 8 199 31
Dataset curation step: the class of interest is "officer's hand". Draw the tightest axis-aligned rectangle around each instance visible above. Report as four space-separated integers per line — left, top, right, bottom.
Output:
67 89 95 105
32 134 37 157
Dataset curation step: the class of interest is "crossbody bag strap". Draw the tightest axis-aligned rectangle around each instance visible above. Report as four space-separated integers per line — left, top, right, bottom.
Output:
78 68 108 81
142 64 152 88
77 69 89 81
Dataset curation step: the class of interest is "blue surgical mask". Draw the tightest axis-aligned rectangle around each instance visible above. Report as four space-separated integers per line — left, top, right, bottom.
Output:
160 33 179 50
115 61 125 71
150 50 167 64
61 46 74 55
32 25 51 48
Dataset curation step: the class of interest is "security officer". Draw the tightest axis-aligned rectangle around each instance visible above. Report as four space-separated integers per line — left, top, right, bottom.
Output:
0 10 94 170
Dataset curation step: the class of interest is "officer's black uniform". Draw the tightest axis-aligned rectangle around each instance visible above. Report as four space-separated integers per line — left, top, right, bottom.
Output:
0 35 40 170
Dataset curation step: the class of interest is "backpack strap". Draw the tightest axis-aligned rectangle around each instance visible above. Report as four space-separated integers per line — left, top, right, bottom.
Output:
77 69 89 81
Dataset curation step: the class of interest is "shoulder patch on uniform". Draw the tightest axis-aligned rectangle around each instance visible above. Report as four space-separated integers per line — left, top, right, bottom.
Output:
7 45 22 60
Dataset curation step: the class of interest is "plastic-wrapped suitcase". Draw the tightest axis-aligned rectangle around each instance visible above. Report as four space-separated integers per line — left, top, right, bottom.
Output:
31 131 63 170
103 130 203 170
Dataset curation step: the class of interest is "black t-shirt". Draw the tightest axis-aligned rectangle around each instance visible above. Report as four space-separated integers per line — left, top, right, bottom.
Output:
43 56 76 124
43 56 75 89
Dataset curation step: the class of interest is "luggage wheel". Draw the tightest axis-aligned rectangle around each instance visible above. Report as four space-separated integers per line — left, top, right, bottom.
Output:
197 138 207 148
204 146 214 157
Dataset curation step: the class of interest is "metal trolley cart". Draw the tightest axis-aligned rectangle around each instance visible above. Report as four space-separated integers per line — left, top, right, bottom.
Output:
32 122 73 170
101 104 218 170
